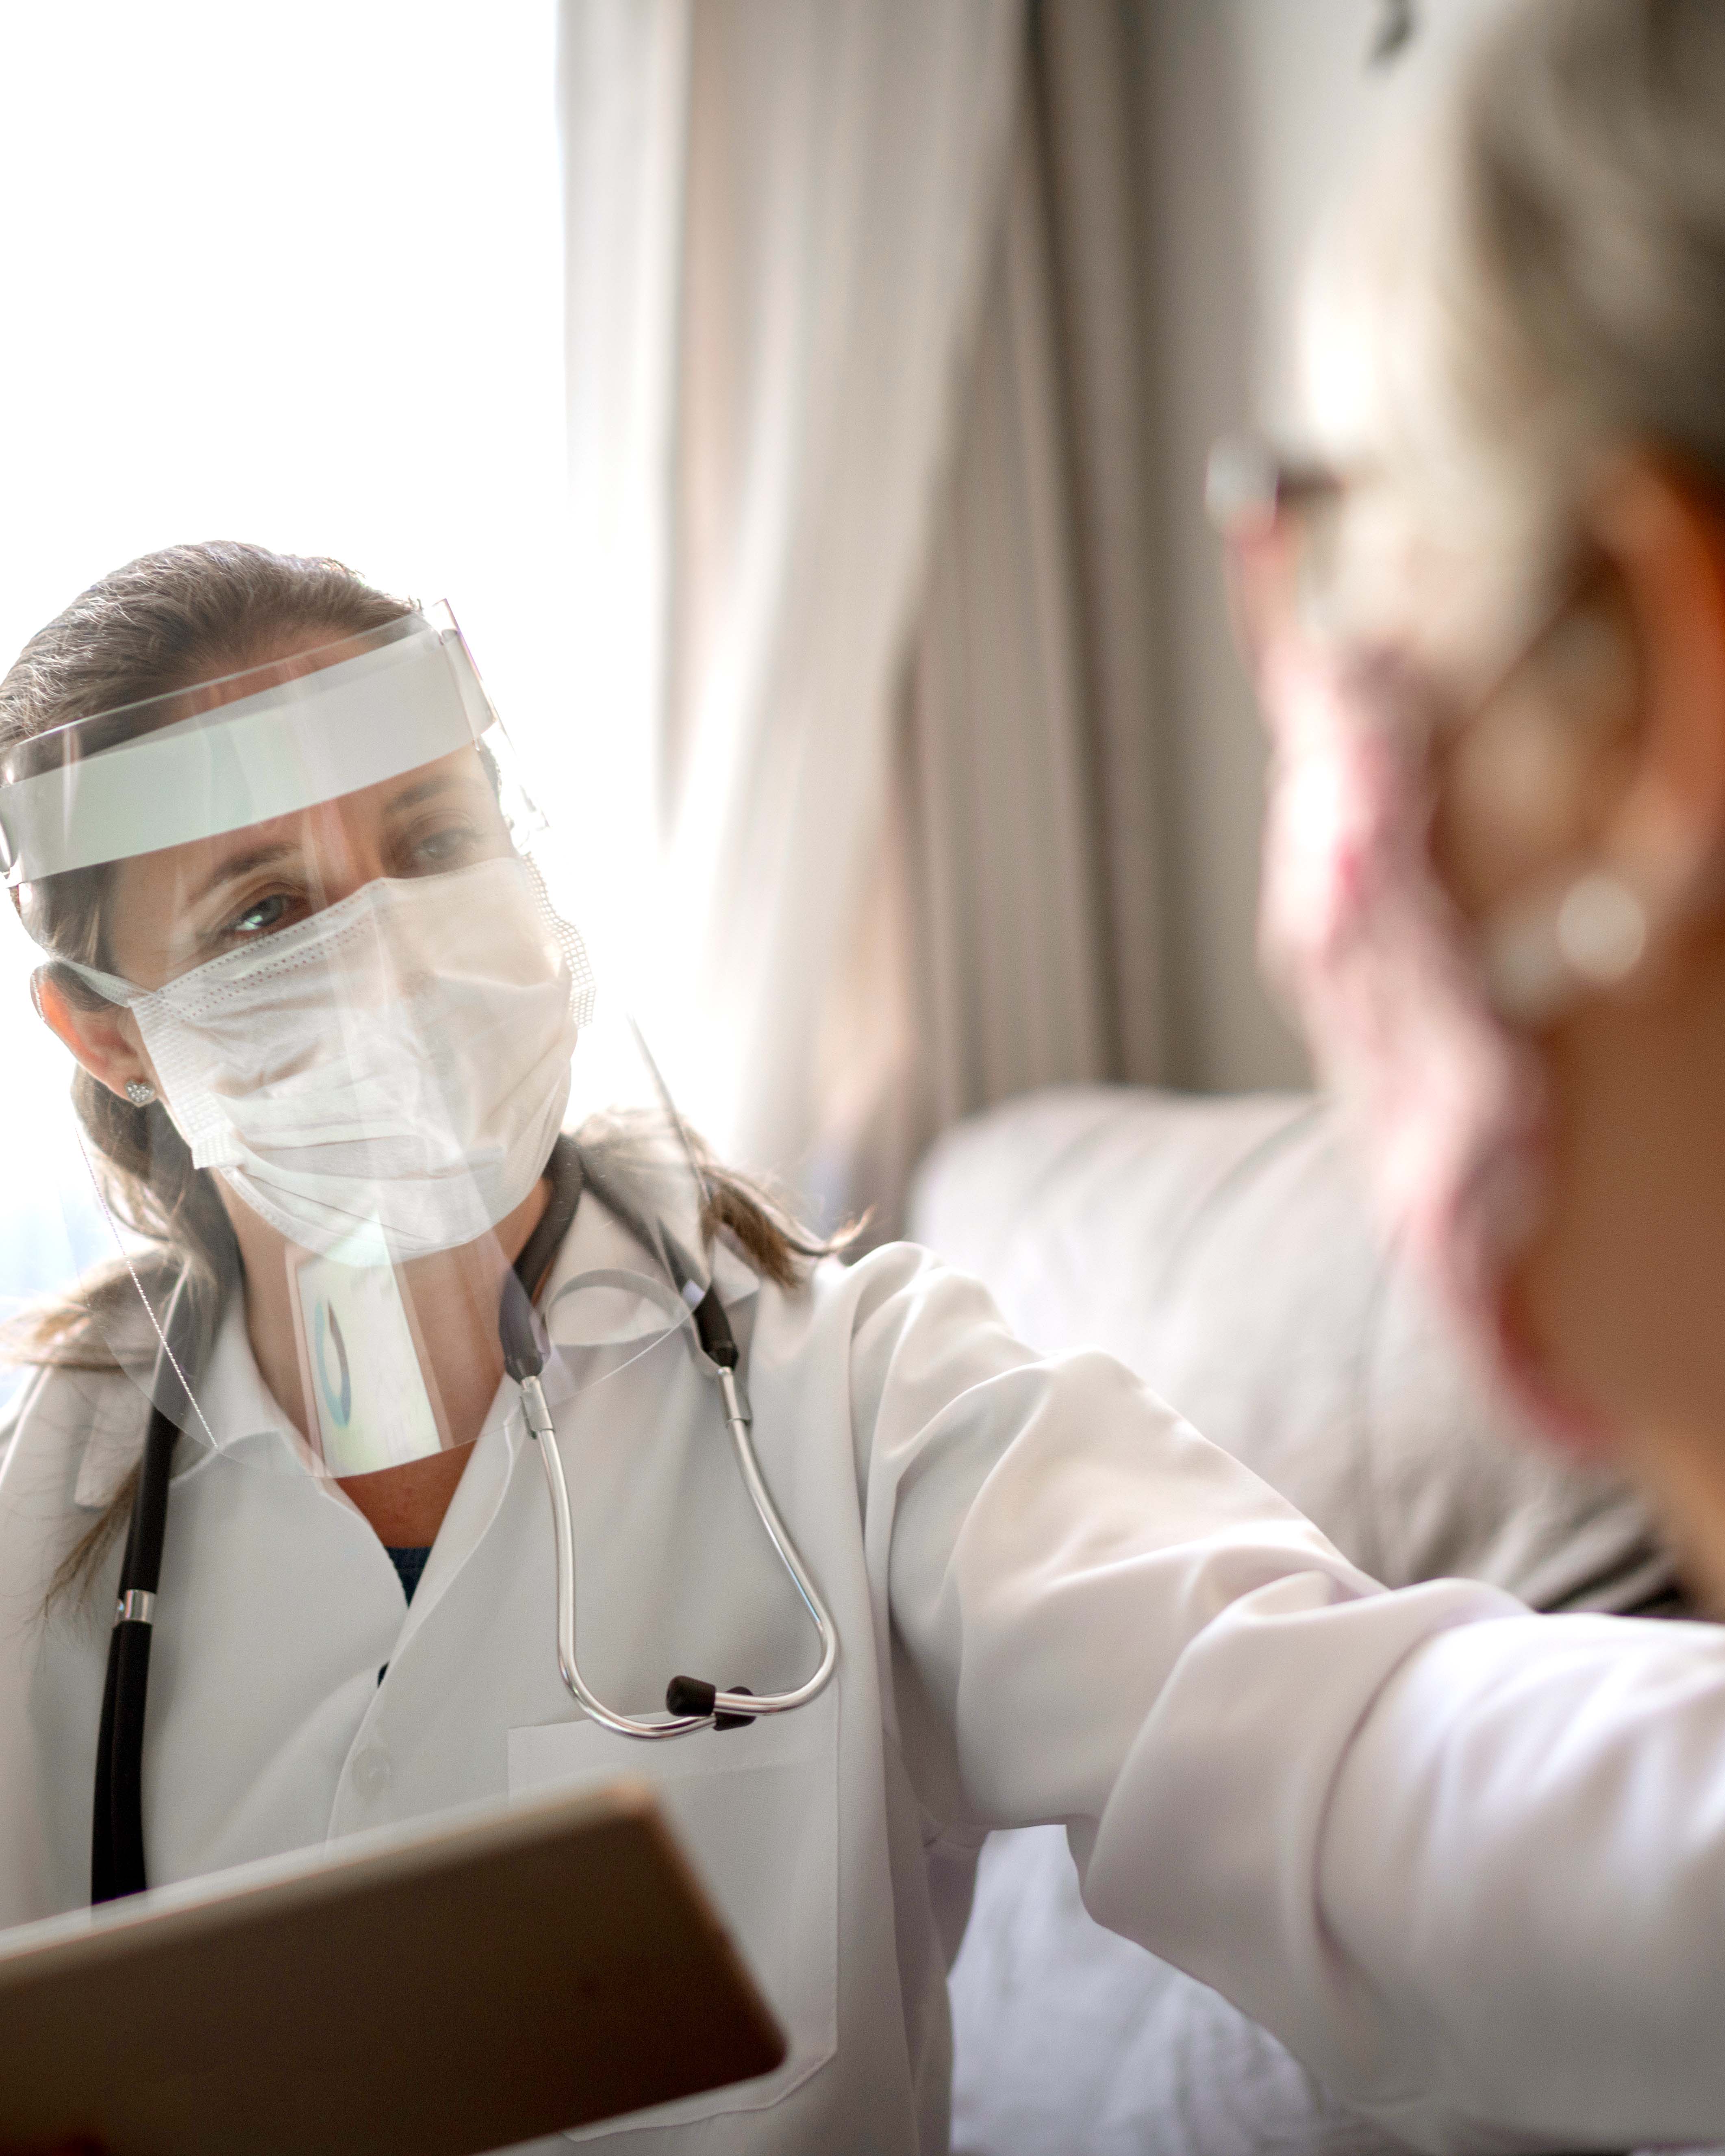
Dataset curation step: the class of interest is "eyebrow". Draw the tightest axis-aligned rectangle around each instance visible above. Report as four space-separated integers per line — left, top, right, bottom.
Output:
384 772 474 814
181 772 482 912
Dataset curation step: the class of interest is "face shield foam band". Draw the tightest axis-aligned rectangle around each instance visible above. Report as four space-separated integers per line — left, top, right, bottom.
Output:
0 609 493 887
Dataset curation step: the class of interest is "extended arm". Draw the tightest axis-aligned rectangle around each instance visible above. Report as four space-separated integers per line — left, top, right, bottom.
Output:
847 1246 1725 2152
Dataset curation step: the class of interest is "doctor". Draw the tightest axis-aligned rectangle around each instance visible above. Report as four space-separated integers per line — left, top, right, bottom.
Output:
5 539 1725 2156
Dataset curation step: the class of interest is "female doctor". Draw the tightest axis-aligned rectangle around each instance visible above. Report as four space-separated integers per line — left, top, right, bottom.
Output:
7 541 1725 2156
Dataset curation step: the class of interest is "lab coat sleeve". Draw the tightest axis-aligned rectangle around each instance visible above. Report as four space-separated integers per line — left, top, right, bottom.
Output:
843 1243 1725 2154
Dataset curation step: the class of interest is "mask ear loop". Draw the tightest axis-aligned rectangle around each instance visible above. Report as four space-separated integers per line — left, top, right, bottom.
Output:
71 1118 217 1450
27 956 215 1445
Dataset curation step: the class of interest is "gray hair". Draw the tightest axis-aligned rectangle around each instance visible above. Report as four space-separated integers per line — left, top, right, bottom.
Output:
1303 0 1725 664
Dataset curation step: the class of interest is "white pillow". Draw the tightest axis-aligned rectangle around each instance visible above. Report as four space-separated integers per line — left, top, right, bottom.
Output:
910 1085 1670 1609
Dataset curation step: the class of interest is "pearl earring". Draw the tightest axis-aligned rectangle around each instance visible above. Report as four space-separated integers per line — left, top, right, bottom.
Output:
1553 870 1648 987
1484 868 1650 1024
124 1079 157 1107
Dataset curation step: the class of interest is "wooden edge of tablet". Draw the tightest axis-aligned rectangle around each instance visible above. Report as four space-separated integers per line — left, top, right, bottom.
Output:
0 1780 789 2156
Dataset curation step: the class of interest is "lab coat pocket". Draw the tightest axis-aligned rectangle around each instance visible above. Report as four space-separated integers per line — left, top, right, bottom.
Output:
508 1683 839 2130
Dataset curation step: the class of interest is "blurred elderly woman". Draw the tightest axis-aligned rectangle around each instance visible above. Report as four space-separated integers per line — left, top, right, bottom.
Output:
1221 0 1725 1608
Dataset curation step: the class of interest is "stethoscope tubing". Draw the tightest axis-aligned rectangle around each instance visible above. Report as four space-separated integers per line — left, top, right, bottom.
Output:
92 1270 203 1906
710 1365 838 1704
91 1398 176 1903
518 1354 837 1741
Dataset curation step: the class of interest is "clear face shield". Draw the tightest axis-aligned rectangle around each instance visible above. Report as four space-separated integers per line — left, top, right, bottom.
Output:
1 591 836 1948
0 606 715 1484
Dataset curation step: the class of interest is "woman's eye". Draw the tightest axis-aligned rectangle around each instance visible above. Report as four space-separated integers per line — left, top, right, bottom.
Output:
408 823 479 872
228 891 295 938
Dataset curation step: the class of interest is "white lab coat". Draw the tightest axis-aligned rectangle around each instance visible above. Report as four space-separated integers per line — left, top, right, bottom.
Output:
3 1198 1725 2153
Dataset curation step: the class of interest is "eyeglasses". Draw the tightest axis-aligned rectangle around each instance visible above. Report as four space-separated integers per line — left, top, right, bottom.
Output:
1206 432 1610 738
1205 435 1351 672
1205 435 1343 543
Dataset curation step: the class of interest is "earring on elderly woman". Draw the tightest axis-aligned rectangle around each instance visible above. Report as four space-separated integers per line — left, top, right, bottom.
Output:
124 1080 157 1107
1483 869 1651 1025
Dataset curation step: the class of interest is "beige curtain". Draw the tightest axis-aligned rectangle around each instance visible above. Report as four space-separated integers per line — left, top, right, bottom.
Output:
559 0 1024 1184
810 2 1167 1236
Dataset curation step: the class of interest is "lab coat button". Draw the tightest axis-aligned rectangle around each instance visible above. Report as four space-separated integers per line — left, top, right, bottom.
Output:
352 1742 392 1798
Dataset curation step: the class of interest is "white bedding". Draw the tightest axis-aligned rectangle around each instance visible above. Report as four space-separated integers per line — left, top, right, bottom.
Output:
949 1828 1407 2156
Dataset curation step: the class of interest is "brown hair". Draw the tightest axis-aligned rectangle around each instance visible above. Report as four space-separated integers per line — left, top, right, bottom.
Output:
1 541 834 1606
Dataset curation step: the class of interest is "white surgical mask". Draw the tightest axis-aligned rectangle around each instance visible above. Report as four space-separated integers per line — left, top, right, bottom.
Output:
103 856 584 1263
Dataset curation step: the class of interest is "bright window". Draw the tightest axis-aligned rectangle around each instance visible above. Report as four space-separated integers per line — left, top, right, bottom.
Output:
0 1 570 1328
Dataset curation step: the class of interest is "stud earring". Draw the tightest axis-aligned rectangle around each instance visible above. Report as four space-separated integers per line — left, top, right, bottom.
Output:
1484 868 1650 1024
1554 869 1648 987
124 1079 157 1107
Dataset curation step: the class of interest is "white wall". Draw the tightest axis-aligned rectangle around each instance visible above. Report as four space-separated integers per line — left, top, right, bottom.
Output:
1138 0 1508 1091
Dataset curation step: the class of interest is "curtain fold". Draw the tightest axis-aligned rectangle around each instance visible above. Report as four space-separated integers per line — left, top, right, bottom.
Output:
811 2 1169 1236
560 0 1024 1180
1033 0 1168 1087
558 1 691 932
907 91 1115 1126
559 0 1168 1231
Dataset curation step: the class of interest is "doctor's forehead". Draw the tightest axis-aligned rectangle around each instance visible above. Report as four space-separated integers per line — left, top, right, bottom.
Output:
122 748 498 891
168 623 385 712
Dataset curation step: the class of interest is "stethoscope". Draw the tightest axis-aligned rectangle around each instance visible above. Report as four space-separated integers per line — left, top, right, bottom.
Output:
91 1135 837 1904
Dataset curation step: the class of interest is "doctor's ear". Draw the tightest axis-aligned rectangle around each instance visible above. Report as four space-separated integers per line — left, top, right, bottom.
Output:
31 966 156 1105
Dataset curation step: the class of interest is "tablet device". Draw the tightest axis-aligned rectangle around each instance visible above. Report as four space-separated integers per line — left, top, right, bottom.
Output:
0 1780 786 2156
